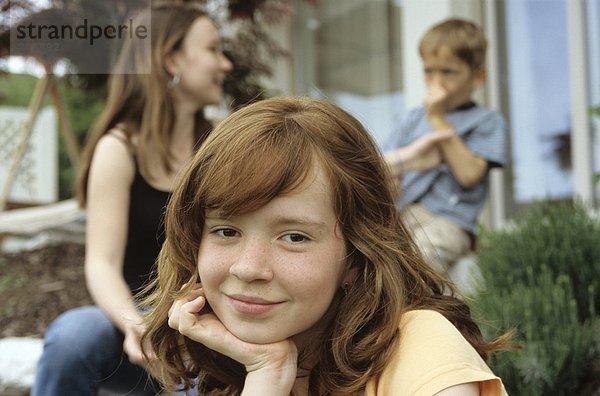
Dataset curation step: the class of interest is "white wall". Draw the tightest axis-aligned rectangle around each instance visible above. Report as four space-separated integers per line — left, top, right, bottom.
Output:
0 106 58 204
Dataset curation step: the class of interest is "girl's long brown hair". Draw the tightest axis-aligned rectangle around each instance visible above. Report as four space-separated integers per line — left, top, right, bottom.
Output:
77 4 212 206
143 97 510 395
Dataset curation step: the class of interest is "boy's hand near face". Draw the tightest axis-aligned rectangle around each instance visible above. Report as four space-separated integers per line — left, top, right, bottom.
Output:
424 82 457 133
421 80 488 188
168 286 298 396
424 83 451 119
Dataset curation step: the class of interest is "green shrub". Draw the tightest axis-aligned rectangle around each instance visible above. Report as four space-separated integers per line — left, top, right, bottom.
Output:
475 268 599 395
473 201 600 395
477 201 600 321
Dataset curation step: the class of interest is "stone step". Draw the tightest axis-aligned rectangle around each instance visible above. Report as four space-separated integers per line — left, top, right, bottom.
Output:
0 337 43 390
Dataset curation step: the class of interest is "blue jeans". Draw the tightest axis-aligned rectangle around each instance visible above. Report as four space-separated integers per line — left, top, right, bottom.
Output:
32 306 159 396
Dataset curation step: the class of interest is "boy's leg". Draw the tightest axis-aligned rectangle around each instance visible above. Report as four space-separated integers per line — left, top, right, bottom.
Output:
32 305 157 396
401 203 470 274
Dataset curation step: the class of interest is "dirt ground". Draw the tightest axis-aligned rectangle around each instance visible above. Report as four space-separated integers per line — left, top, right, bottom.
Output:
1 242 600 396
0 242 92 338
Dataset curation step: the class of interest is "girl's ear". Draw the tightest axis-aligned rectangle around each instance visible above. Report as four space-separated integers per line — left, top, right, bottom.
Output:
164 52 180 76
342 267 358 288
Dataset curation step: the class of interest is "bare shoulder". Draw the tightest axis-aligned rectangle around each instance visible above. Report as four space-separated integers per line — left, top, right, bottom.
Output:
94 130 134 164
90 131 136 184
102 127 133 148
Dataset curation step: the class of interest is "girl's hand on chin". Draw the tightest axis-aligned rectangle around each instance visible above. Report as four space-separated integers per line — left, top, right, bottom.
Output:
168 288 298 382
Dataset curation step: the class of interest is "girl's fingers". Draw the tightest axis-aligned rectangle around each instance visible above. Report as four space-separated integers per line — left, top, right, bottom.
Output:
183 295 207 316
176 297 245 357
170 295 206 331
168 287 204 328
167 299 183 329
178 297 205 327
174 297 297 372
178 311 243 362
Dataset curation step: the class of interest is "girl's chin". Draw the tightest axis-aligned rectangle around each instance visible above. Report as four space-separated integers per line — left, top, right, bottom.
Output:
223 322 290 344
231 331 289 345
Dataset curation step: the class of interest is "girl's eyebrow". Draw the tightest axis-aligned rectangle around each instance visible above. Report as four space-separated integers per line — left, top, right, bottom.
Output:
270 215 328 229
205 213 329 230
204 214 230 222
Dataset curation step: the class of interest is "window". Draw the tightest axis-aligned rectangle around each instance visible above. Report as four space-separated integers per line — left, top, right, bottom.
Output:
293 0 403 147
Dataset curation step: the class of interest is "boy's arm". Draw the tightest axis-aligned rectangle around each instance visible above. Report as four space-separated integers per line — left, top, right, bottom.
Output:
428 114 488 188
384 130 455 177
425 85 488 188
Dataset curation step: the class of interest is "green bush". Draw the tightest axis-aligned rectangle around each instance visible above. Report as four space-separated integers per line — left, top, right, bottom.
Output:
473 201 600 395
477 201 600 321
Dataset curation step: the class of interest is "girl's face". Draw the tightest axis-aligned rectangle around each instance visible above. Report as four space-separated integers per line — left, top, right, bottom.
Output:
197 164 349 345
169 16 233 108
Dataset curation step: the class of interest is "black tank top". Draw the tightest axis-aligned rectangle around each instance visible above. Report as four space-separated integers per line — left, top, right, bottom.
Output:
122 161 170 294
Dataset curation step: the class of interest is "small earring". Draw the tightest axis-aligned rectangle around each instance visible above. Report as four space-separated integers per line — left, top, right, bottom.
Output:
168 72 181 88
342 282 350 295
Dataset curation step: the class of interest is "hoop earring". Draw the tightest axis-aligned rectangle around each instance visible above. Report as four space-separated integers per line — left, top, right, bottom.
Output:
168 72 181 88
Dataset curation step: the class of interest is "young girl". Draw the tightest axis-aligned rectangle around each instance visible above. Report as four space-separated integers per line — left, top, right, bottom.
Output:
33 4 232 395
143 97 509 395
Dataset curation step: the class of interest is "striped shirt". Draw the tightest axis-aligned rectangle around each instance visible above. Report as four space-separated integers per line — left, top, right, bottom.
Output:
385 103 507 233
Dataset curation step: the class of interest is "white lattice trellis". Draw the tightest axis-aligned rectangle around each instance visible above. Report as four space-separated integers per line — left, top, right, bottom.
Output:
0 106 58 204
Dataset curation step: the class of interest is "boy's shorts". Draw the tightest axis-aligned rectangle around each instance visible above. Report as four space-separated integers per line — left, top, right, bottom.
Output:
400 203 471 274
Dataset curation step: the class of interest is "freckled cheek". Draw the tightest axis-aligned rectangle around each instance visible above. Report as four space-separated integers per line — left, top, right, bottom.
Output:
197 254 231 315
196 248 230 289
282 254 345 301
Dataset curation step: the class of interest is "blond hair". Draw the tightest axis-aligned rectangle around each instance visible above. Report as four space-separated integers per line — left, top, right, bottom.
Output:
143 97 508 395
419 18 487 70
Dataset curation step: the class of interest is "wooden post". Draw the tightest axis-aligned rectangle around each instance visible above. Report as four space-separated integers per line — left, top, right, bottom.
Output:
50 79 81 170
0 75 53 211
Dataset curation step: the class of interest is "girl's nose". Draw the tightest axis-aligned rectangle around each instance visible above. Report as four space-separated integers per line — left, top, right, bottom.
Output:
229 238 273 282
221 53 233 72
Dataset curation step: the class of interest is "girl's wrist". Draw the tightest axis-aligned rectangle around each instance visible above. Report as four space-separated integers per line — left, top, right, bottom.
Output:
242 342 298 395
242 366 297 396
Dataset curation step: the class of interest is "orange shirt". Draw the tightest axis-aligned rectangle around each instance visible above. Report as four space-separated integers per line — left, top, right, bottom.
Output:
364 310 508 396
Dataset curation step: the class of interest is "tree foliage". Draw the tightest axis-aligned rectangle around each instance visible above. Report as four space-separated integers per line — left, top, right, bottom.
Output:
1 0 296 105
1 0 305 199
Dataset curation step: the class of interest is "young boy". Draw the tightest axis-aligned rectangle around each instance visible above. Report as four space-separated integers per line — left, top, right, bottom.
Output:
384 18 507 278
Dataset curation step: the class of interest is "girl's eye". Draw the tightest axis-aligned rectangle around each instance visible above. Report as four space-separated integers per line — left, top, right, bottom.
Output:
209 45 223 53
214 228 238 238
283 233 310 243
